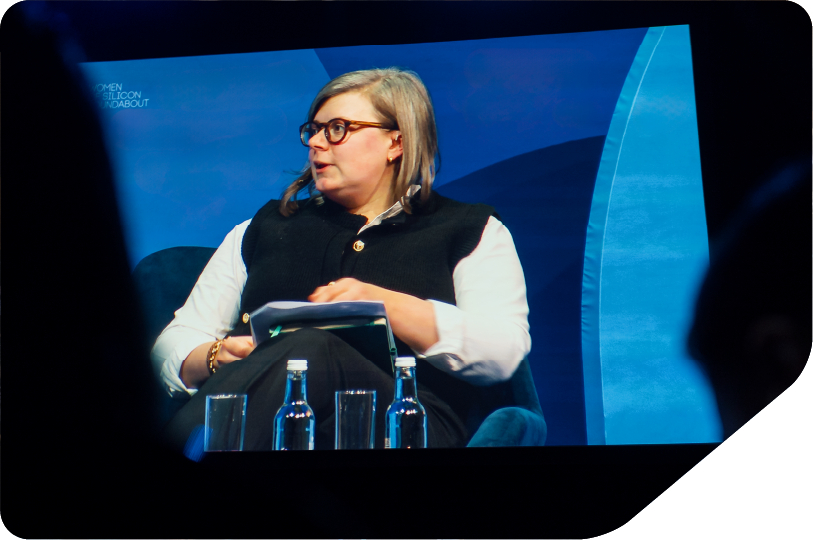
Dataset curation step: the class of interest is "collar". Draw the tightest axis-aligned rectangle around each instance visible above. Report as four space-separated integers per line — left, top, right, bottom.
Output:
357 184 421 234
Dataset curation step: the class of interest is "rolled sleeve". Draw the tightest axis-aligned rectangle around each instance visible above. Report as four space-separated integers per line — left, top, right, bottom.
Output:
416 217 531 385
153 329 211 398
151 219 250 397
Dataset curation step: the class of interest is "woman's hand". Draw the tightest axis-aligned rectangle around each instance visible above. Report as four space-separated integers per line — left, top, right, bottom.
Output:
308 278 439 354
180 336 256 389
309 277 389 304
215 336 256 366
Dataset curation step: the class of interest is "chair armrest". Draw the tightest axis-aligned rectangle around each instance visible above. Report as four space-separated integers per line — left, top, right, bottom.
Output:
466 406 547 447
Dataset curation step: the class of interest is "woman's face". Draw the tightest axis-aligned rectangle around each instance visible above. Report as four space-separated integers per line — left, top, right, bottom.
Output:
308 91 401 214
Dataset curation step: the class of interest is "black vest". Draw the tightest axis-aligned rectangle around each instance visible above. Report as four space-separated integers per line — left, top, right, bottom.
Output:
231 192 497 428
232 192 495 335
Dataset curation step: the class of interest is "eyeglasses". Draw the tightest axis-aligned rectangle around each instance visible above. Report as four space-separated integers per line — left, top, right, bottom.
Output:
299 118 394 146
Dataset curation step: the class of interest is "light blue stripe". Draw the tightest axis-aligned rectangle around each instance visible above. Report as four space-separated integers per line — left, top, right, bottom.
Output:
580 27 666 445
598 24 719 444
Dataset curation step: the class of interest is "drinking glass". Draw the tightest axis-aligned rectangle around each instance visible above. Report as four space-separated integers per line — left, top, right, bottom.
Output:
335 390 376 449
204 394 247 452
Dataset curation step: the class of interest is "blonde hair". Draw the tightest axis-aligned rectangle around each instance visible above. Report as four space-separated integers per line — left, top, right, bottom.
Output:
279 67 439 216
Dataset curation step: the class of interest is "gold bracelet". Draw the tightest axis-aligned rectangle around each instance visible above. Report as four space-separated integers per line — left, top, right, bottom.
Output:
207 338 226 375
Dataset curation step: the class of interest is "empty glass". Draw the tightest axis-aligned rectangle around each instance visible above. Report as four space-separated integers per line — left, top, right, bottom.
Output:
204 394 247 452
335 390 376 450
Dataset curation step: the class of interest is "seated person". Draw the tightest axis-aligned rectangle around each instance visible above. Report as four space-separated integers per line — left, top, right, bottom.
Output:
153 67 531 450
688 161 810 439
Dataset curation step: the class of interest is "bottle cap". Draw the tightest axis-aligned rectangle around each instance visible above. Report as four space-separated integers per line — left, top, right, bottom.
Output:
287 359 308 371
394 357 416 367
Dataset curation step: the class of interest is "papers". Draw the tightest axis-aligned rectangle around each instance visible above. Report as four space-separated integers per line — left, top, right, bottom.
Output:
248 300 397 373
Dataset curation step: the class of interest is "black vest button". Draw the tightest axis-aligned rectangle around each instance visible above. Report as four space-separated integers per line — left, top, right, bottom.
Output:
353 240 365 252
242 313 250 323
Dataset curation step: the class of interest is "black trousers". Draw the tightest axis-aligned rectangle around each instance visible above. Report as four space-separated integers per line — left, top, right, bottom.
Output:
164 328 468 451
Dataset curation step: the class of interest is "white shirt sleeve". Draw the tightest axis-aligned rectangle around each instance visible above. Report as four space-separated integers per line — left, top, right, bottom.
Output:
150 220 251 398
419 216 531 385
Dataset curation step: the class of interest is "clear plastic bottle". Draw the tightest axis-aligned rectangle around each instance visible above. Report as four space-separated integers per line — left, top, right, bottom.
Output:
385 357 427 449
273 359 315 450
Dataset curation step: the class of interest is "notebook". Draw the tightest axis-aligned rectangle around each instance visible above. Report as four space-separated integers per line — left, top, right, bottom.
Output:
248 300 397 374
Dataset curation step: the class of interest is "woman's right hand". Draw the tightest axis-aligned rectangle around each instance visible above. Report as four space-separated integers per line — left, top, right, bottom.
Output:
180 336 256 389
214 336 256 367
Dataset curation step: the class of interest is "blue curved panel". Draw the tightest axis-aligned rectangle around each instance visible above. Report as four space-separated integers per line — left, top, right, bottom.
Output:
438 136 607 446
314 29 647 189
582 27 668 445
585 25 722 444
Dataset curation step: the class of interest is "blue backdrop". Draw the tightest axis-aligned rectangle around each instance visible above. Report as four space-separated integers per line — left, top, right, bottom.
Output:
79 25 721 446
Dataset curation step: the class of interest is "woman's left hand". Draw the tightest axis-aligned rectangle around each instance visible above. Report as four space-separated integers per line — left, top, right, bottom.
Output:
308 277 388 303
308 278 439 354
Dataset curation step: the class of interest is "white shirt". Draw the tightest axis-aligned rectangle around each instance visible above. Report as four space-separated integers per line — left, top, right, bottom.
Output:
151 196 531 398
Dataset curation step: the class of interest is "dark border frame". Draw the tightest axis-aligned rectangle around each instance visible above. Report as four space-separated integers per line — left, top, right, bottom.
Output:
1 2 809 538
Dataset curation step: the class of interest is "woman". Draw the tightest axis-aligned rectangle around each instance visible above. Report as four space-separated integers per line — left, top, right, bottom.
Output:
154 68 531 450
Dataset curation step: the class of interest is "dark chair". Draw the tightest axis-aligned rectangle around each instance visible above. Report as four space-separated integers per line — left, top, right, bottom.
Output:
464 359 548 447
133 246 547 446
132 246 219 426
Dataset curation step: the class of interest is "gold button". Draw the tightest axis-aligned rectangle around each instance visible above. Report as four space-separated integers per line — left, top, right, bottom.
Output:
353 240 365 252
242 313 250 323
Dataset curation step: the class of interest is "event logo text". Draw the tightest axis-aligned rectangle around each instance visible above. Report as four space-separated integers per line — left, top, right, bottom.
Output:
92 83 149 109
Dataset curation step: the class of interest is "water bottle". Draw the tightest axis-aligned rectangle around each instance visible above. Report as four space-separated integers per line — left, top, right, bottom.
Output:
385 357 427 449
273 359 315 450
